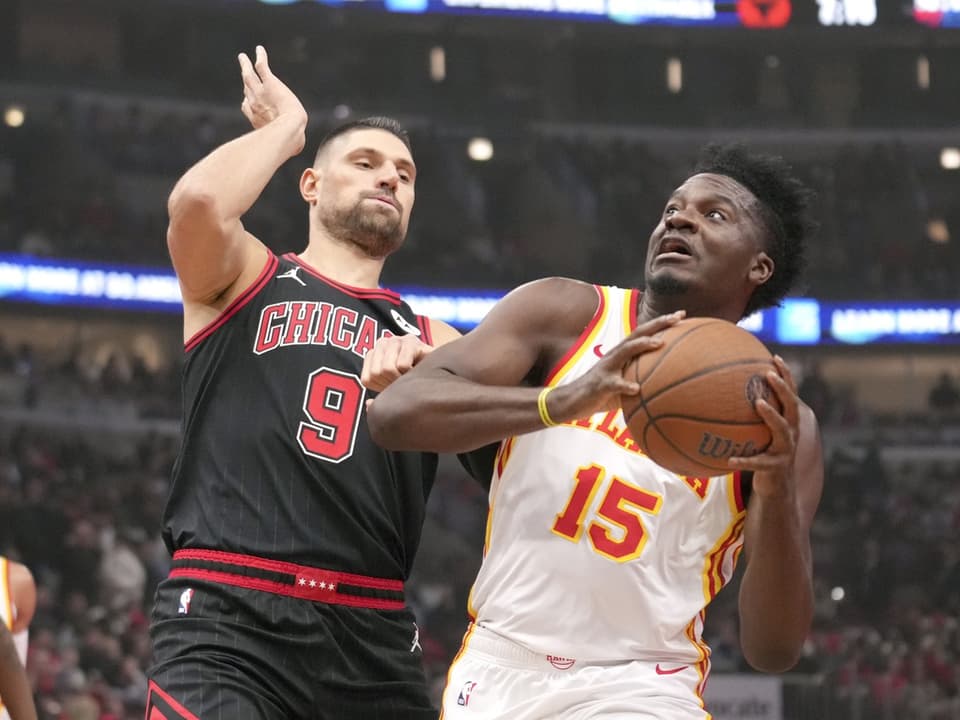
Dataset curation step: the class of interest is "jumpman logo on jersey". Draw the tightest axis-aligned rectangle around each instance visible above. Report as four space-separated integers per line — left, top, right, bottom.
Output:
410 623 422 653
277 267 306 286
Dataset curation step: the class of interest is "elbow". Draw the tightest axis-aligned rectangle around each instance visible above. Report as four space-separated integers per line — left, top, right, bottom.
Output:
168 181 220 226
743 647 802 674
367 395 411 450
741 635 806 674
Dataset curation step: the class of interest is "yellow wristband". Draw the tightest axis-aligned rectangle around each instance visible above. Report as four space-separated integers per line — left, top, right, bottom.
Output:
538 386 558 428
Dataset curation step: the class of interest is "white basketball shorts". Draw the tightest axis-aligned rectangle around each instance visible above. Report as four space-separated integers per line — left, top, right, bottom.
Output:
440 624 713 720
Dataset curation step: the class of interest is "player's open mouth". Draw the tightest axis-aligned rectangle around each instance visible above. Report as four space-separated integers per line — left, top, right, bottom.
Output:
657 236 693 257
655 236 694 262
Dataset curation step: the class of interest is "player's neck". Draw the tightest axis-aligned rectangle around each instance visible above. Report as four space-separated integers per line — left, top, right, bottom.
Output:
299 233 388 290
637 291 743 325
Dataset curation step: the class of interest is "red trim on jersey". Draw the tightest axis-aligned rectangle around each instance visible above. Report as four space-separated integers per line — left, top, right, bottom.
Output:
544 284 606 385
705 517 746 600
285 253 403 304
170 549 404 611
417 316 434 346
184 253 279 353
146 681 201 720
627 288 641 331
732 471 746 513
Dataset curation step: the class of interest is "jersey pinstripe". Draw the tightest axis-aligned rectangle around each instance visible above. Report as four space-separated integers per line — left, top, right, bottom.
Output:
467 285 746 686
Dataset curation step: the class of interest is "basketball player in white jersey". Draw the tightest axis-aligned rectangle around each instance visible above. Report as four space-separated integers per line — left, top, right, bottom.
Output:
0 557 37 720
369 144 823 719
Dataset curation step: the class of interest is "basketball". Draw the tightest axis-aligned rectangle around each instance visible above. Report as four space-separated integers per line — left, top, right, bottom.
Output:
621 317 781 477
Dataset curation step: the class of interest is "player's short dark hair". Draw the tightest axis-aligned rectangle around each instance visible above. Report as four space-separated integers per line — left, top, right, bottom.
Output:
314 116 412 164
693 143 817 316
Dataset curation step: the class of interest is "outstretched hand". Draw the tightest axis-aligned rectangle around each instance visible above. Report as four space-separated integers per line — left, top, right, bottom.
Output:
237 46 308 134
728 355 800 497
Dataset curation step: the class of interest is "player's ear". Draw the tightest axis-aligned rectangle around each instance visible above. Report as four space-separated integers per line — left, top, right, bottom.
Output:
749 251 774 287
300 167 322 205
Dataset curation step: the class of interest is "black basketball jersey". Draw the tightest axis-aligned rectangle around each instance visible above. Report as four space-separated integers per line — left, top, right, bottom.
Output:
162 252 438 581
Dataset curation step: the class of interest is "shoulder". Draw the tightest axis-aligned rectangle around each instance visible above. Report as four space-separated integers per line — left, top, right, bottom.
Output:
8 562 35 631
494 277 601 329
426 318 462 347
424 278 600 346
8 563 34 595
516 276 597 297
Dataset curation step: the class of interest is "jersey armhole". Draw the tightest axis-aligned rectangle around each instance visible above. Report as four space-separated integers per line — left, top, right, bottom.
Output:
184 252 279 353
543 284 607 385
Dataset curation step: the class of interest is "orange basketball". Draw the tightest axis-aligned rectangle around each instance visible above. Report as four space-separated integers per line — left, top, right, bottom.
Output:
620 317 780 477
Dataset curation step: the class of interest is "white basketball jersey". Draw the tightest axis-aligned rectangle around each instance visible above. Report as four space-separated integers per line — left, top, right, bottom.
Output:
468 286 747 685
0 556 27 720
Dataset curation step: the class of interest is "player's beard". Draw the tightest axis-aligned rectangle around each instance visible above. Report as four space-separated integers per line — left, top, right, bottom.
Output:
322 199 406 258
646 270 691 297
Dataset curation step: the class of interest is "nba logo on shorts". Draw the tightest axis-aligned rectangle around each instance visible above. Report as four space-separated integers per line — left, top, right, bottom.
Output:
178 588 194 615
457 680 478 706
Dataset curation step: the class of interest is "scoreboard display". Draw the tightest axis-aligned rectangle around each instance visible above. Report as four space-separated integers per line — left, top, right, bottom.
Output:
913 0 960 26
255 0 959 28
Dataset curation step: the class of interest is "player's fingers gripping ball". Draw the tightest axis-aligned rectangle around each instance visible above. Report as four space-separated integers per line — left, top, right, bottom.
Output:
620 317 781 477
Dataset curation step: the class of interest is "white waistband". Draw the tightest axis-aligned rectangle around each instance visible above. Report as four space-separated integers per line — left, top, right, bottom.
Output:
464 623 622 672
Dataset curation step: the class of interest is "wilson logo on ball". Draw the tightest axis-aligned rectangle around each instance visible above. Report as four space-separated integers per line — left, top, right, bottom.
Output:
697 433 762 460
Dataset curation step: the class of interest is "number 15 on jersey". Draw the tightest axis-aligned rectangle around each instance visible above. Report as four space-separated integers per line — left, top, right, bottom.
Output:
552 464 663 563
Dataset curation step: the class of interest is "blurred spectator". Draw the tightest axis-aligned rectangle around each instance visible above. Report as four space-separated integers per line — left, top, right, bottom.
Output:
799 362 835 423
2 89 959 300
98 528 147 616
928 372 960 415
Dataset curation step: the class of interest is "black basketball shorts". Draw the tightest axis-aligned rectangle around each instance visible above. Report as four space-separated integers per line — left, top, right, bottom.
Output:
146 551 435 720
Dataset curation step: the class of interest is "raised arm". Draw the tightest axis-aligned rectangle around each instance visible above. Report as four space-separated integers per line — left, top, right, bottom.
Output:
168 46 308 333
728 357 824 673
367 278 682 453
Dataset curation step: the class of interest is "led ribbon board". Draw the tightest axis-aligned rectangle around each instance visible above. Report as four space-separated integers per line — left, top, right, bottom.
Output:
3 255 958 344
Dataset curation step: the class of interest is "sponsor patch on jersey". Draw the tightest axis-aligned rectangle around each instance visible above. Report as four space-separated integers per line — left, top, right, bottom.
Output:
546 654 576 670
457 680 478 706
390 308 421 337
178 588 194 615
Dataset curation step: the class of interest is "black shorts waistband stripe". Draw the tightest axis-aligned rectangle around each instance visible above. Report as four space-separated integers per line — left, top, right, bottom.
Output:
169 549 405 610
169 557 404 602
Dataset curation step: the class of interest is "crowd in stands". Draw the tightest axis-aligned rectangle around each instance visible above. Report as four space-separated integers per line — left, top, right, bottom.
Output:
0 335 959 718
2 91 959 301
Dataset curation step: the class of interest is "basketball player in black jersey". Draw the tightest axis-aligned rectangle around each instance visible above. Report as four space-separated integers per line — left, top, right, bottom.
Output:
145 45 463 720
